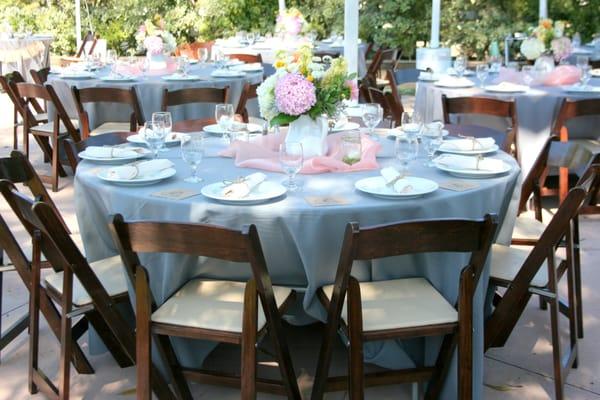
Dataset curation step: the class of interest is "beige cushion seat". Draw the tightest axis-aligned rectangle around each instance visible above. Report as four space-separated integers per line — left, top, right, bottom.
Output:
151 280 292 333
31 119 79 135
90 122 132 135
44 255 128 307
322 277 458 332
490 244 564 288
512 209 554 241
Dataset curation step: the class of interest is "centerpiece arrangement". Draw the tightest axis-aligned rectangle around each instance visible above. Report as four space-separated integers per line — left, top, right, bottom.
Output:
257 45 358 157
135 15 177 70
520 19 572 70
275 8 308 39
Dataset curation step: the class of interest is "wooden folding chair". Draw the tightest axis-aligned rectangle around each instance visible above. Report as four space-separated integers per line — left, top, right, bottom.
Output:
442 95 519 163
235 83 259 123
367 87 403 128
110 215 302 400
60 31 99 67
0 71 48 151
161 86 229 132
30 67 50 85
72 86 144 139
227 53 263 64
485 177 597 400
0 183 177 400
311 215 498 400
64 131 133 173
14 82 81 191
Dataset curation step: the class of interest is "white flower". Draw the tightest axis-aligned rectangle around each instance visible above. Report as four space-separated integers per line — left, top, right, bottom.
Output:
311 70 325 79
554 21 565 38
257 73 280 121
520 38 545 60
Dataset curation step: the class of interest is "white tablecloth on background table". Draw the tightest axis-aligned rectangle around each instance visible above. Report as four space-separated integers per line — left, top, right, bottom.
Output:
0 35 53 81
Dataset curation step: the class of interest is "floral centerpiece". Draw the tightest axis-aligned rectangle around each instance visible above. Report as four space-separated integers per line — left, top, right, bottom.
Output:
520 19 572 66
276 8 308 38
257 45 358 157
135 15 176 69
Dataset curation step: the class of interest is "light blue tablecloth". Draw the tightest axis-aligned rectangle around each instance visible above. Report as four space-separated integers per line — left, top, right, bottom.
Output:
75 135 521 398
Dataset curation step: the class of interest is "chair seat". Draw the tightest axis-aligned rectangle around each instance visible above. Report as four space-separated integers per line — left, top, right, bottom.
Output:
512 212 548 241
322 277 458 332
44 255 127 307
31 119 79 135
90 122 132 136
490 244 564 288
151 280 292 333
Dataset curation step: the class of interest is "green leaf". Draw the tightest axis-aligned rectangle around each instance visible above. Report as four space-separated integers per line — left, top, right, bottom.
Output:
271 113 299 127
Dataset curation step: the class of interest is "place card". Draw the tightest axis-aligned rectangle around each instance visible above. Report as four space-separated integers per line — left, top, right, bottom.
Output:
305 195 350 207
151 188 201 200
438 180 480 192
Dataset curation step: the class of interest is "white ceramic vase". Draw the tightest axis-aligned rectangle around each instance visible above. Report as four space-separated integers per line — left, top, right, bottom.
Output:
285 115 328 158
147 53 167 70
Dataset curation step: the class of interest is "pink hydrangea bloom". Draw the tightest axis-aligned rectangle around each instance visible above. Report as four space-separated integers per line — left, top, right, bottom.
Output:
274 73 317 116
346 79 359 101
144 36 164 55
551 37 572 62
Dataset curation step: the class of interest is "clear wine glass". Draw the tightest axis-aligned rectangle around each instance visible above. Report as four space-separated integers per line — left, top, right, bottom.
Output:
454 55 467 78
152 112 172 152
476 64 489 87
422 122 443 166
106 49 117 66
247 32 256 46
140 57 149 80
176 56 189 76
215 104 235 143
361 103 383 138
579 65 591 87
143 122 166 158
395 135 418 174
197 48 209 65
180 134 204 183
279 142 303 191
521 65 535 87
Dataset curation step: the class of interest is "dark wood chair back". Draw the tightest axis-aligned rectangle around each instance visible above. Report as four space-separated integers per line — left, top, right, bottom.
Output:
161 86 229 113
442 94 519 161
368 86 404 128
72 86 144 139
235 83 259 123
2 72 45 117
30 67 50 85
64 132 132 173
227 53 263 64
76 31 99 58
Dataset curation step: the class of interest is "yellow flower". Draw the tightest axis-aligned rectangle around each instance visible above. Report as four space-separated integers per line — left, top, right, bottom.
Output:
307 75 314 82
274 60 287 69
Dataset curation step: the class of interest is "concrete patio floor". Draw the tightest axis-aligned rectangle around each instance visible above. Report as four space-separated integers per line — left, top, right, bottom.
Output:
0 91 599 399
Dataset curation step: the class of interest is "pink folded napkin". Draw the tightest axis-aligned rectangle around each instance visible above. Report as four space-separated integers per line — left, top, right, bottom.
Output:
115 59 177 77
494 68 524 85
220 132 381 174
543 65 580 86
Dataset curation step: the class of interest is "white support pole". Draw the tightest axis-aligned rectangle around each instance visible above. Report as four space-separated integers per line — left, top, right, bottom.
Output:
75 0 82 48
344 0 359 79
430 0 441 48
539 0 548 20
278 0 286 14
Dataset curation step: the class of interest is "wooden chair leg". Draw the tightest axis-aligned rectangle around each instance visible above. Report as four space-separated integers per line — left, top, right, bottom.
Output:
538 296 548 310
347 277 364 400
458 266 474 400
13 107 18 150
566 257 579 369
29 238 41 395
424 333 457 400
549 295 564 400
23 128 29 158
573 220 584 339
85 310 133 368
58 270 73 400
136 267 152 400
241 280 258 400
0 268 3 364
51 136 59 192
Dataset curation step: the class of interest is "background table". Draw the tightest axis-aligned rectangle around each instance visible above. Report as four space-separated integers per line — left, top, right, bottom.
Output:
0 35 53 81
48 63 264 129
75 135 520 398
415 76 600 174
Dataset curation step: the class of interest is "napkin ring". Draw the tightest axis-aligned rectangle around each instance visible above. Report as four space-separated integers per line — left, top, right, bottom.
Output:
459 134 483 151
222 176 249 187
475 155 484 170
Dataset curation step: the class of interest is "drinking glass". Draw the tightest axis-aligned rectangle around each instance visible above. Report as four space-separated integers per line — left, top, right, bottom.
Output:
247 32 256 46
341 131 362 165
453 55 467 78
279 142 303 191
180 134 204 183
522 65 535 87
422 122 443 166
106 49 117 65
361 103 383 138
476 64 489 87
576 55 589 69
215 103 235 142
197 47 209 65
395 135 418 174
401 111 422 139
140 57 149 80
176 56 189 76
152 112 172 152
579 65 591 87
143 122 166 158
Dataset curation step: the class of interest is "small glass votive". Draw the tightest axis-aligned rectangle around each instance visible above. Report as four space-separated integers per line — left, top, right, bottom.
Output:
342 131 362 165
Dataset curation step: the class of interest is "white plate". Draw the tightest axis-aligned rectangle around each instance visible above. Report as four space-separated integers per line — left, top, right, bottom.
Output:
211 70 247 78
201 181 287 204
562 85 600 94
59 71 95 79
203 123 262 135
434 79 475 88
591 69 600 78
332 122 360 132
233 63 264 72
97 167 176 186
438 143 499 155
99 75 136 82
355 176 439 199
418 74 440 82
162 74 202 81
484 84 528 93
447 70 475 77
434 159 511 178
127 132 190 146
78 148 149 163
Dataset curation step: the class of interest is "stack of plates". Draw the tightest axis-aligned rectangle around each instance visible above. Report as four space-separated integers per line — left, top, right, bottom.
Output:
355 176 439 199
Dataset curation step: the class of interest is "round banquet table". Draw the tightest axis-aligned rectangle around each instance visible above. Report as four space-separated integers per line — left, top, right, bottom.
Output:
75 135 521 398
47 63 263 130
0 35 53 81
415 76 600 174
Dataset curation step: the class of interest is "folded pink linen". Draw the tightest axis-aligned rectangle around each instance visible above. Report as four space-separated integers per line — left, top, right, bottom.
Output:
115 58 177 76
220 132 381 174
543 65 581 86
494 68 524 85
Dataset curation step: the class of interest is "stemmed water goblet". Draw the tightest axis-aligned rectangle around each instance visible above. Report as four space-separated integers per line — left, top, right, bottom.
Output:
361 103 383 139
521 65 535 87
579 65 591 87
143 122 166 159
454 55 467 78
180 134 204 183
422 121 444 166
215 103 235 143
476 64 489 88
247 32 256 46
395 135 418 175
279 142 303 191
197 48 209 65
152 112 172 152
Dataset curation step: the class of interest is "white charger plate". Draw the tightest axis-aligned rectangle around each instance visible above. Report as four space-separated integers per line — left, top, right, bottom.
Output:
233 64 264 72
162 74 202 81
201 181 287 204
97 167 176 186
434 159 511 179
355 176 439 199
99 75 136 82
79 148 149 163
437 143 499 155
484 84 528 93
332 122 361 132
211 70 247 78
127 132 190 147
434 79 475 88
562 85 600 94
591 69 600 77
203 123 262 135
59 71 95 79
